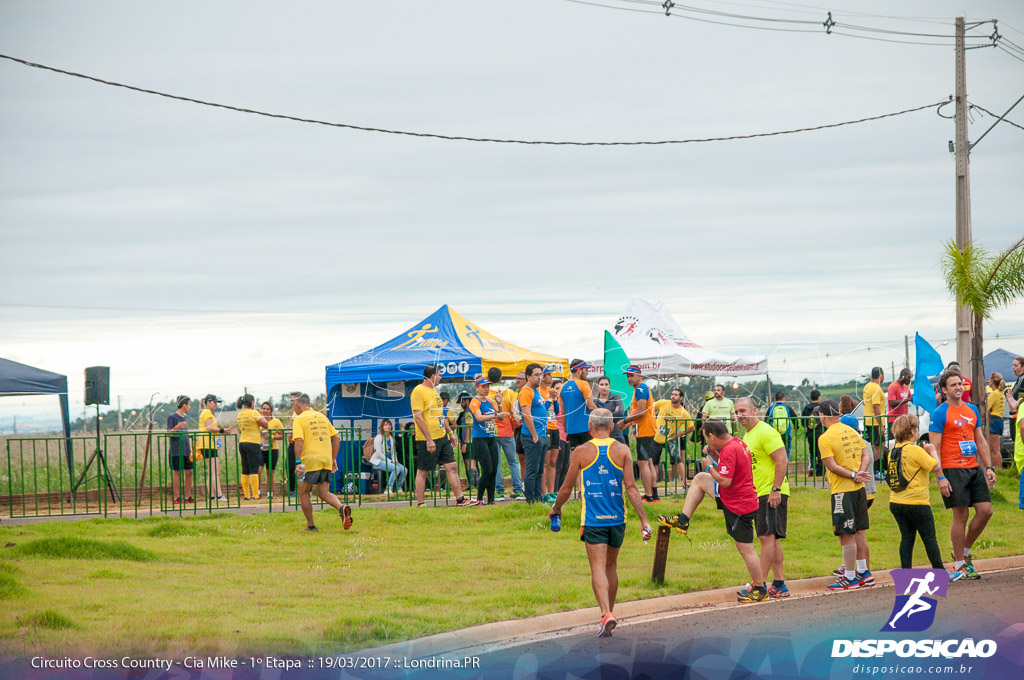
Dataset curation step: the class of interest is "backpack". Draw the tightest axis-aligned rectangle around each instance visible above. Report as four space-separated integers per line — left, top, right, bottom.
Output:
362 435 375 463
767 403 793 435
884 444 919 492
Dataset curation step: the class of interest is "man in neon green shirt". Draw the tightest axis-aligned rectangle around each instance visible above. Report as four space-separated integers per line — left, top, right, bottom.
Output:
736 397 790 598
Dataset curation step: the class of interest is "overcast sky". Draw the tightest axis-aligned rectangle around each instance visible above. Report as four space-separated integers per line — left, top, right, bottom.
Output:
2 0 1022 431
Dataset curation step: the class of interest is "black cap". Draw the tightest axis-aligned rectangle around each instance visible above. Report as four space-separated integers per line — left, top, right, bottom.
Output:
818 399 840 416
203 394 222 404
457 391 471 402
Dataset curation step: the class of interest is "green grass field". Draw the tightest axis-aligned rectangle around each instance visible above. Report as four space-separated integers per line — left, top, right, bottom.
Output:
0 468 1021 658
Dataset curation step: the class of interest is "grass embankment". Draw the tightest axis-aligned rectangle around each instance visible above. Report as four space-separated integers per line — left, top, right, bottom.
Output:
0 469 1021 657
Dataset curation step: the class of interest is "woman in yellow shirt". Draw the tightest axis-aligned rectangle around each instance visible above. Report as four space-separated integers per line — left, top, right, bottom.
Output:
260 401 285 500
887 414 950 571
236 394 269 500
987 373 1006 466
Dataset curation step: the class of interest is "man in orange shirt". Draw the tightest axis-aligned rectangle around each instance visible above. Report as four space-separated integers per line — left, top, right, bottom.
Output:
616 365 659 502
929 370 996 581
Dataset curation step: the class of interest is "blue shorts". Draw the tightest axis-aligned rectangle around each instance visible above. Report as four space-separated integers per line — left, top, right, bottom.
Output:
989 416 1003 436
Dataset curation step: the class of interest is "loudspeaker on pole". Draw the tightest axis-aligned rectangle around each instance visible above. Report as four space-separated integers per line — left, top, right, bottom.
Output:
85 366 110 406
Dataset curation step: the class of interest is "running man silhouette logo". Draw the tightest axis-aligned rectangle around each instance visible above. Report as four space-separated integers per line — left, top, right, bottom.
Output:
881 569 948 632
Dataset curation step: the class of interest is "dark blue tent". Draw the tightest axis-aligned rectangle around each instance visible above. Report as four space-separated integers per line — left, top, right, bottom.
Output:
0 357 75 480
984 348 1020 384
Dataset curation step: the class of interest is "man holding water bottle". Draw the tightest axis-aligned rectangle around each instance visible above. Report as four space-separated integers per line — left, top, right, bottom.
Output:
549 408 652 638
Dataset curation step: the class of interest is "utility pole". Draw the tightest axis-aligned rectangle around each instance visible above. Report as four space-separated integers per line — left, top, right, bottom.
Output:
954 16 972 369
904 335 910 370
117 395 123 431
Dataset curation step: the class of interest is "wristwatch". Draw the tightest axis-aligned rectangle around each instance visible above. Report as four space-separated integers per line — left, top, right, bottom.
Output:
985 466 995 471
771 486 782 492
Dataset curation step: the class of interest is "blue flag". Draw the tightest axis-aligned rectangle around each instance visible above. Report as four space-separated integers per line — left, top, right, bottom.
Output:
913 333 944 415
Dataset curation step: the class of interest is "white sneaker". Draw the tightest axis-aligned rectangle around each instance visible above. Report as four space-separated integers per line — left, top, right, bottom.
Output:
218 496 228 502
494 495 505 502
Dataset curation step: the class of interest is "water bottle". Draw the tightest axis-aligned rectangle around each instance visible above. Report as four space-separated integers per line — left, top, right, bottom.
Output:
550 513 561 532
642 525 652 544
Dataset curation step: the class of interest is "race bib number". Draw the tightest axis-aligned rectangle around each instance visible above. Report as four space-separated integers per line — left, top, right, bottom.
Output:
484 420 496 436
437 416 446 431
958 440 978 458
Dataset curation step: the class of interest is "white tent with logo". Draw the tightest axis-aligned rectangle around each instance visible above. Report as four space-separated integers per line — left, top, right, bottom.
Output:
581 299 768 378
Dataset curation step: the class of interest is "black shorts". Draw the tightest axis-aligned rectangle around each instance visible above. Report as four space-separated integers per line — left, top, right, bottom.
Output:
568 431 592 449
262 448 280 469
832 487 870 535
547 430 561 451
415 437 456 471
199 448 218 460
942 466 992 509
301 469 332 485
461 441 473 461
721 506 755 543
864 425 883 446
635 436 656 462
580 523 625 548
755 494 788 538
169 452 193 471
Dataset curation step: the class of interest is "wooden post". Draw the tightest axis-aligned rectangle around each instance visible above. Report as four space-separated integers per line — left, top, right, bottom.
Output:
651 525 672 584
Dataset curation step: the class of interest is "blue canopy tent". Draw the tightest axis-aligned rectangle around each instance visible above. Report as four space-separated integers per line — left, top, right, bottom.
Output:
0 357 75 482
984 348 1019 385
326 305 567 425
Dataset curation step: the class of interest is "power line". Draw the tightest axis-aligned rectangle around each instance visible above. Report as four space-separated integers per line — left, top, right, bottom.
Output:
969 103 1024 133
997 45 1024 64
0 53 949 147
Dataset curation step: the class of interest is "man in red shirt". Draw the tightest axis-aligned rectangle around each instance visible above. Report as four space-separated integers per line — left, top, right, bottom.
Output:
887 368 913 437
929 370 995 581
657 419 766 603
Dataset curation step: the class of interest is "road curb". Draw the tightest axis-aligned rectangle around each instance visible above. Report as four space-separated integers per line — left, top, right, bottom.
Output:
362 555 1024 658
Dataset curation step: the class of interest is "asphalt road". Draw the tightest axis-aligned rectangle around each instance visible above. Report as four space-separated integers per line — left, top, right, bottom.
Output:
460 566 1024 680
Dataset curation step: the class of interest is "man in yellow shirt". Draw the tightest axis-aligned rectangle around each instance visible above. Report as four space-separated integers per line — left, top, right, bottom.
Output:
862 367 887 478
292 393 351 532
653 388 693 484
818 400 873 590
197 394 231 502
411 365 477 507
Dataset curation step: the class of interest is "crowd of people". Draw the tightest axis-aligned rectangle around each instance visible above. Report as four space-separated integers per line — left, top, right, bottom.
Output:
159 355 1024 637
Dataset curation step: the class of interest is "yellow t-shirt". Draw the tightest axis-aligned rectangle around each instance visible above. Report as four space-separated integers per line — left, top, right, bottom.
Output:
987 389 1005 418
818 422 866 494
410 384 445 441
292 409 338 472
197 408 218 449
701 398 735 433
266 417 284 451
654 404 692 444
236 408 264 444
653 399 671 417
743 421 791 496
862 382 886 427
888 441 937 506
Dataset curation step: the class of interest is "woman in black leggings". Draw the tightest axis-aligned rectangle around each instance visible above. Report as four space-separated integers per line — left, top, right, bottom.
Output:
469 377 505 505
887 414 951 570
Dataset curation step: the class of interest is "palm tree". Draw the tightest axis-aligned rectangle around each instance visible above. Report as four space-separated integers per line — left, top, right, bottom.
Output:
941 234 1024 431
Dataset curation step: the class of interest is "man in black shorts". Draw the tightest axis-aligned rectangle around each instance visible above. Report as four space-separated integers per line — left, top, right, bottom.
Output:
617 365 659 502
411 365 477 508
167 395 194 505
657 420 768 603
549 409 652 636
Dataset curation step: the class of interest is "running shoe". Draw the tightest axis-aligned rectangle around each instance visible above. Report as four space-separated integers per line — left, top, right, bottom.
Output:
597 612 617 637
185 497 195 504
649 497 661 503
305 525 319 532
341 504 353 530
827 576 859 590
856 570 874 587
494 495 505 502
455 498 480 507
737 582 753 597
173 498 182 505
512 493 526 501
737 588 769 603
959 553 982 579
642 496 653 503
832 564 845 578
218 496 228 502
656 513 690 535
949 567 969 582
768 583 791 599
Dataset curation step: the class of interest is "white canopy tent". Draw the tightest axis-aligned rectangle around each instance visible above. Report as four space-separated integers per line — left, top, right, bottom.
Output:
581 299 768 378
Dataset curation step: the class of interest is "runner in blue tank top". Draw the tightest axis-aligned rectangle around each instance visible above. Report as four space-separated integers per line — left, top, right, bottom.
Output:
560 359 599 450
550 408 652 638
